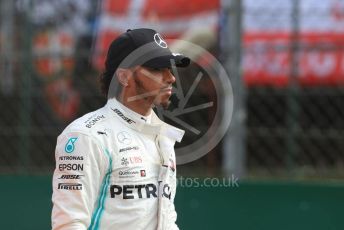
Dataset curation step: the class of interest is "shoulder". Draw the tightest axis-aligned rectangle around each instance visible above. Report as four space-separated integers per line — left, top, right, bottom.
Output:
55 106 118 162
59 106 111 139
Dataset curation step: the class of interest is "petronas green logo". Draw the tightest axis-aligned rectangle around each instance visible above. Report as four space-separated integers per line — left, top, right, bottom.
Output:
65 137 78 153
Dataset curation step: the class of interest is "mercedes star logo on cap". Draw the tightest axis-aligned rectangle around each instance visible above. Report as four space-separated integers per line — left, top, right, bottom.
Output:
154 33 168 48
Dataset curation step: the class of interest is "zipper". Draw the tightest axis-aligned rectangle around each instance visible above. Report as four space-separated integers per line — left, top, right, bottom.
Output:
155 134 164 165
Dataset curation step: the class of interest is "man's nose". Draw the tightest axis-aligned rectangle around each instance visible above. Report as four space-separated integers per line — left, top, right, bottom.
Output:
164 69 175 84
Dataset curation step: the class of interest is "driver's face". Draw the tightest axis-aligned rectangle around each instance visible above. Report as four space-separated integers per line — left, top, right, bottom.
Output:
130 66 175 108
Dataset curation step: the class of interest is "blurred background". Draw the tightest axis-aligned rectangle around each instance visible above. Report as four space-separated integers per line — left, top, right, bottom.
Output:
1 0 344 229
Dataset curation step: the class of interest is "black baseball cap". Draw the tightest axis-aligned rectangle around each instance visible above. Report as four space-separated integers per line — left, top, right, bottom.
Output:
105 28 190 75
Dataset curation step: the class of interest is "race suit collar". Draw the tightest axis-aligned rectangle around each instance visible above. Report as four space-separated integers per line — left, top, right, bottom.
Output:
106 98 185 142
112 98 152 124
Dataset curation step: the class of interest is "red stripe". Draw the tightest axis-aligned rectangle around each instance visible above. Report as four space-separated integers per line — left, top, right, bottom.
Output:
243 32 344 86
142 0 219 19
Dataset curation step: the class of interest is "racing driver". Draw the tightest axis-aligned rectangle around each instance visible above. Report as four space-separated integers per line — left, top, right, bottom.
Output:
51 28 190 230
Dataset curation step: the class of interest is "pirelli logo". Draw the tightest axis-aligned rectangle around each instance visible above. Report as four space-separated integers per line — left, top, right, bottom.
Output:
58 183 83 190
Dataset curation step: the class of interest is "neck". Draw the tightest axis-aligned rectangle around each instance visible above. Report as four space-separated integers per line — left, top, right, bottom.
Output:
117 91 153 116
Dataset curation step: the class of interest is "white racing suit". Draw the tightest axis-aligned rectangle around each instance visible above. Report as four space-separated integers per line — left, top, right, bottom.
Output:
51 98 184 230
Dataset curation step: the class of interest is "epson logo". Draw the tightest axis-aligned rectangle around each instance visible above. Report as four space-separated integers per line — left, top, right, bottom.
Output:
58 183 83 190
58 164 83 171
112 109 135 124
85 115 105 128
110 183 171 200
58 174 83 179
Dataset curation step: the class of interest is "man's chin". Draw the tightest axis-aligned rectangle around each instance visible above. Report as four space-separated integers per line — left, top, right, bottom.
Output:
160 100 171 109
154 97 171 109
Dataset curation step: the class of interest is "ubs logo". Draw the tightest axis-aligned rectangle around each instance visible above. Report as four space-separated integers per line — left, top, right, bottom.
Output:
154 33 168 48
117 131 132 145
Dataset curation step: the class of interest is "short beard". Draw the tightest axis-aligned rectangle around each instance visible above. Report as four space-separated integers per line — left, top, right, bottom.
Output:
133 72 146 99
133 72 153 104
155 99 171 109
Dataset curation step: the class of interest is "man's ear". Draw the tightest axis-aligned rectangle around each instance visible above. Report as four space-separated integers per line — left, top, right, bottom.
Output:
116 68 131 87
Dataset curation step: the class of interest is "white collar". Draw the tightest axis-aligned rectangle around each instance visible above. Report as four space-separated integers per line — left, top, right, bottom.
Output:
106 98 185 142
114 98 152 124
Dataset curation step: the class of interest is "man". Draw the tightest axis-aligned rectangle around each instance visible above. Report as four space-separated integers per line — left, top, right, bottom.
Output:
51 28 190 230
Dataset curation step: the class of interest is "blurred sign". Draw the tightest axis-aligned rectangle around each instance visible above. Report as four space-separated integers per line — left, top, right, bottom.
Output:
243 0 344 86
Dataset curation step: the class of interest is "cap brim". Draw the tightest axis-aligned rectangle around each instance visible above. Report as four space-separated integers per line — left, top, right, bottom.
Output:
142 54 190 69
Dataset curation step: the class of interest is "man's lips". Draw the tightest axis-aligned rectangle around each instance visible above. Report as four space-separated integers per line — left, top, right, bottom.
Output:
161 86 173 94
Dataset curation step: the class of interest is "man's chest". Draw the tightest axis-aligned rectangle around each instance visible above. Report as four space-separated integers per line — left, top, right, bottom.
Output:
99 126 163 182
